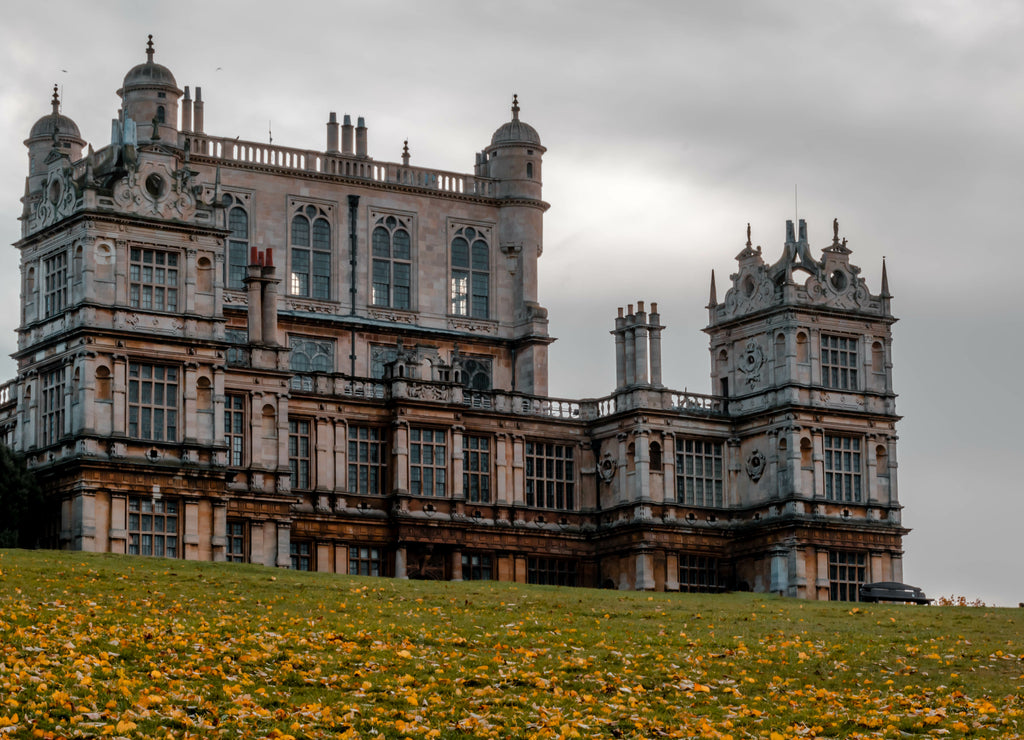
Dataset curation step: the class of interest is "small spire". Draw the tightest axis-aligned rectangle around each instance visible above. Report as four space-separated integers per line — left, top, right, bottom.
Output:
746 222 751 248
708 270 718 307
881 257 890 297
511 94 520 121
146 34 155 63
402 139 410 166
51 84 60 114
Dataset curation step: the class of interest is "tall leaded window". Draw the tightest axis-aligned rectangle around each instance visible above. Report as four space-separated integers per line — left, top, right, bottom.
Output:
128 363 178 441
821 334 858 390
289 419 312 490
676 439 724 507
824 434 862 502
349 545 382 576
450 225 490 318
829 551 866 601
226 520 246 562
679 554 722 593
525 442 575 510
41 366 66 446
129 248 179 312
463 435 491 502
348 426 385 494
371 214 412 309
225 196 250 290
527 557 578 587
128 497 179 558
461 552 493 581
225 394 245 467
225 329 249 367
410 428 446 497
44 251 68 317
290 204 331 299
370 345 399 379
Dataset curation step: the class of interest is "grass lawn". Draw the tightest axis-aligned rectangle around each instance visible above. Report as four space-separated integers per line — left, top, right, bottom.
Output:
0 549 1021 739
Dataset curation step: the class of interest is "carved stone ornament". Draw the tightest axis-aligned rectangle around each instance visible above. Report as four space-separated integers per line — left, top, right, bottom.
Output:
746 450 767 482
112 159 196 221
448 317 498 334
738 340 765 387
31 169 79 231
598 453 616 484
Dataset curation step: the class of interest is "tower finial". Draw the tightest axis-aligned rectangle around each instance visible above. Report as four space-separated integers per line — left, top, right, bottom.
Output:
881 256 890 297
51 84 60 114
146 34 155 63
402 139 410 166
511 93 520 121
746 222 751 248
708 270 718 307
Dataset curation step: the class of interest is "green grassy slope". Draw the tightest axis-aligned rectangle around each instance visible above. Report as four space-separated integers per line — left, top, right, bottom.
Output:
0 549 1021 739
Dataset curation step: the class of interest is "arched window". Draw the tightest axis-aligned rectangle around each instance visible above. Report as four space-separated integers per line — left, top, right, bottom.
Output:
371 214 412 309
526 162 534 179
450 225 490 319
650 441 662 472
290 204 331 299
156 106 165 124
225 198 249 290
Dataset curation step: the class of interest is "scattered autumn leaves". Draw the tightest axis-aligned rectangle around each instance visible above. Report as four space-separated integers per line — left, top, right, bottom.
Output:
0 550 1022 739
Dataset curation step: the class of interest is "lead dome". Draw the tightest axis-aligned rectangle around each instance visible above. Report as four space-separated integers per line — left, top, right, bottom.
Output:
28 86 82 141
490 95 541 146
118 35 180 94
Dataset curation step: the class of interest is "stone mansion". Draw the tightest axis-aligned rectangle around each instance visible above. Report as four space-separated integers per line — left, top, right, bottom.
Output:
0 37 907 598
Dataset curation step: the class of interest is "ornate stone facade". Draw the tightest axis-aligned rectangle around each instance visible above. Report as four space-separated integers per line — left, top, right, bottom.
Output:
0 38 907 597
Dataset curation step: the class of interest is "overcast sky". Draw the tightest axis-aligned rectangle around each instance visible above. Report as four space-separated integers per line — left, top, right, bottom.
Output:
2 1 1022 606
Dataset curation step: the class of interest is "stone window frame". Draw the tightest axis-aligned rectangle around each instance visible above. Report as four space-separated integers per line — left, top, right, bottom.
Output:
288 417 313 491
461 552 493 580
290 540 313 571
369 209 415 311
410 428 447 497
224 393 246 467
448 221 493 319
525 441 576 510
40 364 66 447
289 335 335 374
348 426 386 495
527 557 578 587
675 438 724 507
43 248 68 317
127 496 180 558
349 545 383 576
824 434 862 503
821 333 859 390
127 362 179 441
678 553 723 593
463 434 491 503
129 246 179 312
226 519 246 563
829 550 866 602
288 199 335 300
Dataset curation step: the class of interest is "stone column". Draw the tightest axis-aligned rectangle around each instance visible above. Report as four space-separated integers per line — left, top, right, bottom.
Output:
275 521 291 568
865 433 879 504
211 501 227 562
450 550 463 582
511 435 525 506
108 494 127 554
635 548 655 591
261 265 279 345
623 306 636 387
249 521 265 566
634 429 650 502
183 500 200 560
245 263 262 342
495 433 509 504
451 425 465 500
391 420 409 495
395 546 408 579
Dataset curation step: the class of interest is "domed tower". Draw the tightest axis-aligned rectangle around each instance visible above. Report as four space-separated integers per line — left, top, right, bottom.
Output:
24 85 86 192
485 94 544 200
484 96 551 395
117 35 182 144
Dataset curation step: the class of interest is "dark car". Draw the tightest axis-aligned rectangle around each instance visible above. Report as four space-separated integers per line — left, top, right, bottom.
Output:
859 582 932 604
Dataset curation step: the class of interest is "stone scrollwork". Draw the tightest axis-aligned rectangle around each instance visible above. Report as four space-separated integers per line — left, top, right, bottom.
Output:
112 159 196 221
738 340 764 387
598 453 616 484
746 450 767 482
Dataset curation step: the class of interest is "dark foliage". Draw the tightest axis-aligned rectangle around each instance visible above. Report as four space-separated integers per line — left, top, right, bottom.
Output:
0 445 42 548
